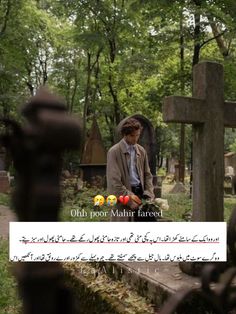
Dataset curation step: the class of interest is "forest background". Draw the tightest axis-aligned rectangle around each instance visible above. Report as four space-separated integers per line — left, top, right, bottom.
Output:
1 0 236 169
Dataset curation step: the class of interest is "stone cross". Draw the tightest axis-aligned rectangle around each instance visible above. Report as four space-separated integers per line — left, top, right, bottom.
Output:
163 61 236 221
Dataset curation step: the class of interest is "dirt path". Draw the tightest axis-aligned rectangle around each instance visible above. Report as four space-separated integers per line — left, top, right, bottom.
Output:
0 205 16 239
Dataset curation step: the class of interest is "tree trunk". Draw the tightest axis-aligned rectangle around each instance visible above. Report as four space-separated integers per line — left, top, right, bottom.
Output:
70 71 78 113
83 52 92 142
192 2 201 66
0 0 11 37
210 22 230 58
108 71 120 125
105 113 115 144
107 34 121 127
92 50 102 104
179 7 185 184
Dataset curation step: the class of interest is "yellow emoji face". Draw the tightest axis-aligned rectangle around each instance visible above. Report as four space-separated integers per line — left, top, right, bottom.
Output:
94 195 105 206
106 195 117 206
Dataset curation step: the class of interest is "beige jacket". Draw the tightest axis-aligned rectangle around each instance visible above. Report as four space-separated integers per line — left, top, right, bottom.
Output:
106 139 154 199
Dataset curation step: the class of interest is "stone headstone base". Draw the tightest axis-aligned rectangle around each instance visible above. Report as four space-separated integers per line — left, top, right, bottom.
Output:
170 182 187 194
0 171 10 193
63 262 156 313
101 262 201 308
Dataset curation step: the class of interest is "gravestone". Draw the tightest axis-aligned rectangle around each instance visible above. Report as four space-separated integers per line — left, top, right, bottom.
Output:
0 170 10 193
116 114 161 197
225 152 236 174
163 61 236 221
80 116 107 188
167 157 178 174
225 166 234 176
170 164 187 194
224 175 235 195
224 166 236 195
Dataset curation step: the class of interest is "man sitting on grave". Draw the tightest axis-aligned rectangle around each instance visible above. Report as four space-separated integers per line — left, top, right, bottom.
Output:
106 117 154 221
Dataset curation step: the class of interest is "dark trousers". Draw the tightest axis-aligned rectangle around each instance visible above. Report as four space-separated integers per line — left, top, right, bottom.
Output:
131 185 143 199
131 185 142 221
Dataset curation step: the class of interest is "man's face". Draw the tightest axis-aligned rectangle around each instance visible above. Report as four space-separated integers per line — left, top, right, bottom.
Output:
124 129 141 145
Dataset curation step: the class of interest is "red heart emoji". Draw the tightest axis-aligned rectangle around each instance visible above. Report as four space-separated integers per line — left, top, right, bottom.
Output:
119 195 130 205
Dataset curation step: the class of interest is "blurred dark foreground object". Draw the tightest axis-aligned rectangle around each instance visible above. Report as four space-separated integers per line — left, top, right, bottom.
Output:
159 207 236 314
1 87 82 314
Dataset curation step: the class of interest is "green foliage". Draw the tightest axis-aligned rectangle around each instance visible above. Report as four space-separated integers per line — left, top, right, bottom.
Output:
225 128 236 152
163 192 192 222
157 167 166 176
0 240 21 314
224 197 236 222
161 184 235 222
229 139 236 152
0 193 10 206
60 183 111 222
60 182 235 223
1 0 236 158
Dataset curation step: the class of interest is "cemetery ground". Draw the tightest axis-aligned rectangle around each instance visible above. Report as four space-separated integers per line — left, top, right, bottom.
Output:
59 178 235 223
0 182 236 314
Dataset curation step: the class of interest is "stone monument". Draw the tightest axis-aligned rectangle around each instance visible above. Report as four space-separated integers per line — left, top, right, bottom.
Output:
163 61 236 222
80 116 107 188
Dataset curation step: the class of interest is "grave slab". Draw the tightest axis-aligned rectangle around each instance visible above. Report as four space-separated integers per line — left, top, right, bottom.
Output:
102 261 201 308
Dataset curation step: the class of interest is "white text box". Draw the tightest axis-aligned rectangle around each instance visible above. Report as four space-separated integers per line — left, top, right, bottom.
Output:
9 222 227 262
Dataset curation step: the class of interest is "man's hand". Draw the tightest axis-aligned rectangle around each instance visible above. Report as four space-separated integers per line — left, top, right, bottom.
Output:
128 199 139 210
128 194 142 210
130 194 142 205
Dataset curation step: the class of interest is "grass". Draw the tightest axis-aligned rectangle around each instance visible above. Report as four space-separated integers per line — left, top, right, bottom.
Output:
0 239 21 314
0 193 10 206
0 183 235 314
163 192 192 221
0 182 235 314
0 183 234 223
224 197 236 222
162 187 236 223
60 186 111 222
0 194 21 314
60 182 236 223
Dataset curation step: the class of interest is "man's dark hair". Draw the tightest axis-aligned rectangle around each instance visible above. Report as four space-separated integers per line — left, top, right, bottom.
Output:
121 118 142 135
